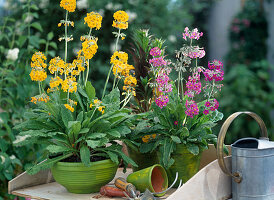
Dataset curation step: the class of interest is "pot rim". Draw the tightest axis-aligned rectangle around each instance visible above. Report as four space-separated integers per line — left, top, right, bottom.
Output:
55 158 117 167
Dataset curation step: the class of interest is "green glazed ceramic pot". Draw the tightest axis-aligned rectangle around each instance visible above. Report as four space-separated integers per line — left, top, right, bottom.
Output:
51 159 118 194
127 145 159 172
127 164 168 197
158 144 202 187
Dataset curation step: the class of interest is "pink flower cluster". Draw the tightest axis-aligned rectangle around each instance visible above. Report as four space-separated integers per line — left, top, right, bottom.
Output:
149 47 167 67
185 100 199 118
185 72 202 98
182 27 203 41
203 60 224 82
155 95 169 109
188 48 205 59
156 73 173 94
149 57 167 67
150 47 161 56
203 99 219 115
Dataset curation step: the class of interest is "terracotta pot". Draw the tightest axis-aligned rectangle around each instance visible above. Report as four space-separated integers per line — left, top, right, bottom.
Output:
127 164 168 197
51 159 118 194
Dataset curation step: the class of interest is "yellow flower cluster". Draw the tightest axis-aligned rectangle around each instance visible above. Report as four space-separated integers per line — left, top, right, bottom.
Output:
61 77 77 93
110 51 136 96
64 99 77 112
113 63 134 77
142 134 157 143
72 58 85 72
84 12 103 30
82 39 98 60
64 104 74 112
60 0 76 12
112 10 129 30
30 94 50 104
123 75 137 96
110 51 128 65
90 99 105 114
29 52 47 82
49 76 63 89
49 57 65 75
58 21 74 27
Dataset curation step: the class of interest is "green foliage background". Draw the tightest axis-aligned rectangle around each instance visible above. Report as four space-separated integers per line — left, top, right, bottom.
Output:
219 0 274 144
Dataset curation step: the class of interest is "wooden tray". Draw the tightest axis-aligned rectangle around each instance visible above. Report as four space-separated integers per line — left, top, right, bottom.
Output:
9 145 231 200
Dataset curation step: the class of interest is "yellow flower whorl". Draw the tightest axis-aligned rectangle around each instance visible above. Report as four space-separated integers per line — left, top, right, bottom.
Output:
84 12 103 30
60 0 76 12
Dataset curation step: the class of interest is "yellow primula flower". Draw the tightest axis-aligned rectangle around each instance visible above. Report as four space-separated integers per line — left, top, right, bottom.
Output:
84 12 103 30
49 76 63 89
31 52 47 69
30 94 50 104
29 69 47 82
112 10 129 30
93 99 101 106
98 106 105 114
64 104 74 112
60 0 76 12
124 75 137 87
72 58 85 72
48 57 65 75
61 77 77 93
110 51 128 66
82 39 98 60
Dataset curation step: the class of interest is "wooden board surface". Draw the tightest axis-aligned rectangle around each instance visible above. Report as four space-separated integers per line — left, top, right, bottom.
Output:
166 157 232 200
11 168 174 200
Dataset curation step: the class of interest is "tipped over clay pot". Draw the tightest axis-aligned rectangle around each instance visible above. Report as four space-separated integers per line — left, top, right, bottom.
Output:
126 164 168 197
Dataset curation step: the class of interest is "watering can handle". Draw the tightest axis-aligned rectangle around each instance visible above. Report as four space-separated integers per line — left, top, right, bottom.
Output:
217 111 268 183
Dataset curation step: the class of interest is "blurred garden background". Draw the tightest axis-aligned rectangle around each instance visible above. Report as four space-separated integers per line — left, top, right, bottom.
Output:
0 0 274 199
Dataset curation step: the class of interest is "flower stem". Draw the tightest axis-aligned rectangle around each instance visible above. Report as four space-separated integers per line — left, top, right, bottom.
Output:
84 59 89 87
208 80 215 100
84 28 92 87
38 81 42 95
67 90 70 104
102 29 121 99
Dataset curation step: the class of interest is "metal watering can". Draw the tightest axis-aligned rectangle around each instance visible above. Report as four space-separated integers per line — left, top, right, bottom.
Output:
217 111 274 200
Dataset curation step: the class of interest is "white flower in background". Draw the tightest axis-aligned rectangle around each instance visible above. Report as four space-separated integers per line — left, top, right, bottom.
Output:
77 0 88 10
105 2 122 10
24 15 33 23
40 0 49 9
110 43 121 53
98 9 105 17
6 48 19 61
128 0 138 5
13 135 30 144
168 35 177 43
0 155 5 164
15 22 22 35
126 10 137 22
10 155 16 160
105 2 113 10
113 4 122 10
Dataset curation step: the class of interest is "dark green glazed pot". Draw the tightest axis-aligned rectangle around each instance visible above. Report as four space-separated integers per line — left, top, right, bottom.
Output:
51 159 118 194
158 144 202 187
127 145 159 172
